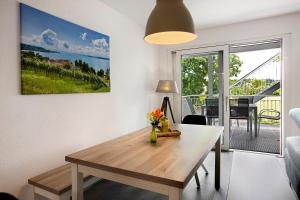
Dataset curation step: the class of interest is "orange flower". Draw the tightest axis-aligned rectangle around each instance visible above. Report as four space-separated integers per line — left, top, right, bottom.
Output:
147 108 165 126
152 108 162 118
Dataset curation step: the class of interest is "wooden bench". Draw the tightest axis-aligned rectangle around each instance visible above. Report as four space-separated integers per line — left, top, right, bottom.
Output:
28 164 93 200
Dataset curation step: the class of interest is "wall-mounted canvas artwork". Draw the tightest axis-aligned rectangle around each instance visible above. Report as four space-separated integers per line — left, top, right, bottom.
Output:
20 4 110 94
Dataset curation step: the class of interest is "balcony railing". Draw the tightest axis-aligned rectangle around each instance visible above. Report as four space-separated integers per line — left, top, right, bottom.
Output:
182 95 280 125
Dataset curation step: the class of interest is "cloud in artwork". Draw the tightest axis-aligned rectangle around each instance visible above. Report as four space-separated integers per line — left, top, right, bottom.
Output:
83 46 109 57
26 29 70 50
41 29 58 46
92 38 108 48
22 29 109 58
32 35 42 43
80 32 87 40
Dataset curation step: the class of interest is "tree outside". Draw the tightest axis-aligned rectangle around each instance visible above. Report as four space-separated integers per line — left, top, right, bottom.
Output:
181 54 242 97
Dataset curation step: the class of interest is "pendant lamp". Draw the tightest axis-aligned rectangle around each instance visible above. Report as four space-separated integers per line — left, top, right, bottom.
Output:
144 0 197 45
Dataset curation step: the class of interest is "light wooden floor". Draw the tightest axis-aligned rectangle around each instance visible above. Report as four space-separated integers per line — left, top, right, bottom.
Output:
84 151 296 200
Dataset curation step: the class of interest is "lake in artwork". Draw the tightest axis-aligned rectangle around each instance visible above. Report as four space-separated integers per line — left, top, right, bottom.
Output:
20 4 110 94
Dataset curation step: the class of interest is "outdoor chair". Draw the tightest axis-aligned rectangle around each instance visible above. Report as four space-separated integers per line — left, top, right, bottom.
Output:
205 98 219 125
182 115 209 189
230 98 251 133
229 99 239 126
258 109 280 134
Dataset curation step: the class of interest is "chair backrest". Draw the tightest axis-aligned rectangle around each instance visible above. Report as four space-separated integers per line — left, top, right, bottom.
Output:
238 98 249 107
205 98 219 118
0 193 18 200
182 115 206 125
229 98 250 118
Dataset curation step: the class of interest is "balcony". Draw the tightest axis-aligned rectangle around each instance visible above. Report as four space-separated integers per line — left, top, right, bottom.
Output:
182 95 280 154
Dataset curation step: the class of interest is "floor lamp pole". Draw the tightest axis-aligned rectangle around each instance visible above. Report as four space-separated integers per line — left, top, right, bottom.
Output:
160 96 176 123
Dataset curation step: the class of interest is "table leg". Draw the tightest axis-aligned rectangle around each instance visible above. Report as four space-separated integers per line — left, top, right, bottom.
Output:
215 136 221 190
33 193 38 200
168 187 182 200
71 163 83 200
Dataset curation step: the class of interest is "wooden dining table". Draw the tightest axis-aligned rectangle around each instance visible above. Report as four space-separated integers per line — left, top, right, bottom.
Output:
65 124 223 200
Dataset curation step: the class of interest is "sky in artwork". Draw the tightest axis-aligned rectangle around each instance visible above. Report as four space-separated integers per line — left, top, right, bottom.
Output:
20 4 110 59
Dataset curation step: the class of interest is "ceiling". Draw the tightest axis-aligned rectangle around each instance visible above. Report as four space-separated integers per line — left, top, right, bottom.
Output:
99 0 300 29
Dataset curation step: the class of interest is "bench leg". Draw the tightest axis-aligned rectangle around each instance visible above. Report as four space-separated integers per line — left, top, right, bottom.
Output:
72 163 84 200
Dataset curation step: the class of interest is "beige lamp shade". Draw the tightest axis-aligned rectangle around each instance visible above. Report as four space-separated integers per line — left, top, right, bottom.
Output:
144 0 197 45
156 80 179 93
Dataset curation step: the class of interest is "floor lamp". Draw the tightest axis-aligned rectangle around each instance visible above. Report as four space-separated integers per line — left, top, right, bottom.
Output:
156 80 179 123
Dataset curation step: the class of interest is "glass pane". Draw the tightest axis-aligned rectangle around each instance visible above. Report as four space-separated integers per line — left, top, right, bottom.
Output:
181 52 224 127
229 46 281 154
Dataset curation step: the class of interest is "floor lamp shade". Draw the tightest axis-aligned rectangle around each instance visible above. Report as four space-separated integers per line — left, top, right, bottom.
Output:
156 80 179 93
144 0 197 45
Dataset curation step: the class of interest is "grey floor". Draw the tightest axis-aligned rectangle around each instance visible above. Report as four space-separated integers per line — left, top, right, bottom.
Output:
84 151 234 200
230 120 280 154
83 151 296 200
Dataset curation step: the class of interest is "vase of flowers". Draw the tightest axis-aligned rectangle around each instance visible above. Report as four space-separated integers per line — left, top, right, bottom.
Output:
147 108 164 143
150 125 157 143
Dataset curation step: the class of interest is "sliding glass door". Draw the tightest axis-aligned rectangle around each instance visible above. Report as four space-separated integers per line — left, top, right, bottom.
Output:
228 40 282 154
173 45 230 149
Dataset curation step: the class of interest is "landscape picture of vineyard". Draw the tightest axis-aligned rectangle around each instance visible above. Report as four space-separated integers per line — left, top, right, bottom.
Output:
20 4 110 94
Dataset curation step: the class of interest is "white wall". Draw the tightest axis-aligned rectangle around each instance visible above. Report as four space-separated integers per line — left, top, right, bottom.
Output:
160 12 300 146
0 0 160 198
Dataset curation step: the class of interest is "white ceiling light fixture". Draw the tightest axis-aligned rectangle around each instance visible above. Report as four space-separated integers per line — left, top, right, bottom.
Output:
144 0 197 45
